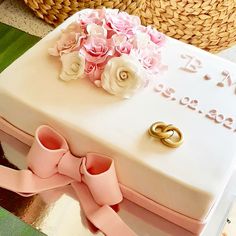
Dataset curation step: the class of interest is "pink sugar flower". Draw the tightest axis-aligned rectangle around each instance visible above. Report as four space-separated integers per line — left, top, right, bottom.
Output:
85 62 104 83
147 27 166 47
62 22 85 34
136 25 166 47
49 9 167 98
48 31 86 56
134 47 162 74
80 36 114 64
76 9 105 30
112 34 133 55
104 11 141 37
115 41 133 55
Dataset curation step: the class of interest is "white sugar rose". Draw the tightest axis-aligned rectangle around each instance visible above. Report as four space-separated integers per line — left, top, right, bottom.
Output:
60 51 85 81
101 55 144 98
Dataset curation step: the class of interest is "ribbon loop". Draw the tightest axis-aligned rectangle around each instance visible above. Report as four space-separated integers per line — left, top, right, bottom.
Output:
81 153 123 206
27 125 68 178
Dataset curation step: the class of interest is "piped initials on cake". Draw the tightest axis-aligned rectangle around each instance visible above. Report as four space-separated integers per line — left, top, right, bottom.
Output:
179 54 202 73
180 54 236 95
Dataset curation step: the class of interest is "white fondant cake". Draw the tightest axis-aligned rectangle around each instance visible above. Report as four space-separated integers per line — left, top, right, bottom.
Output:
0 12 236 226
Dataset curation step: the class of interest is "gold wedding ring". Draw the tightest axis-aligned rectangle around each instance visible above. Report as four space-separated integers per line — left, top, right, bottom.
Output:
149 122 174 139
148 122 183 148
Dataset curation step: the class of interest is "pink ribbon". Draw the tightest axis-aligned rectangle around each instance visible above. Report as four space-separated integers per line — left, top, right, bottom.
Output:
0 125 136 236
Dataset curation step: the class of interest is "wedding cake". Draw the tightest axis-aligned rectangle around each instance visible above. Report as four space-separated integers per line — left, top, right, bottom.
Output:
0 9 236 235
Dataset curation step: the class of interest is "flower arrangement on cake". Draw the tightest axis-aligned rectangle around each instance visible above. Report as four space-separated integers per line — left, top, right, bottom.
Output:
49 8 166 98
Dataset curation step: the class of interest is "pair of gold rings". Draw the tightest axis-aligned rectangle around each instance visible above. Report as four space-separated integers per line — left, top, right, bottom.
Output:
149 122 183 148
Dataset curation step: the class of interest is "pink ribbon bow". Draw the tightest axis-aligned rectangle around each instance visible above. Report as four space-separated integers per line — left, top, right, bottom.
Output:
0 125 136 236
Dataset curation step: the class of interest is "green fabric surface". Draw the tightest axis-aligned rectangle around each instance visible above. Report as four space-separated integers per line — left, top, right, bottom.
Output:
0 207 45 236
0 23 40 73
0 23 43 235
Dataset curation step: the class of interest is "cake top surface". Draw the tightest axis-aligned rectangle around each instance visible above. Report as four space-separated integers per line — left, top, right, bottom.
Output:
1 10 236 220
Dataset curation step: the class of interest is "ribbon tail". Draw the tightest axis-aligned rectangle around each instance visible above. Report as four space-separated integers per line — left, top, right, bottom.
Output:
0 165 74 196
72 182 137 236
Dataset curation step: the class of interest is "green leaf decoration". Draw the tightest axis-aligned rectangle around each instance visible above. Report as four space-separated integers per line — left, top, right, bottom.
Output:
0 23 40 73
0 207 46 236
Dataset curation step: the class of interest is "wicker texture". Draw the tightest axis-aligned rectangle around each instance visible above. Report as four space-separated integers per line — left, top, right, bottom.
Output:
24 0 144 26
140 0 236 52
24 0 236 52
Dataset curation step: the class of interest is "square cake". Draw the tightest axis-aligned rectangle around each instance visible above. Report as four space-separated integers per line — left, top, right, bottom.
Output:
0 9 236 235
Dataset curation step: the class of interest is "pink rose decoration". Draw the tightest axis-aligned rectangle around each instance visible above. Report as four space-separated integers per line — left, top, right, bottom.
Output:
135 47 162 74
49 31 86 56
81 37 114 64
85 62 104 84
136 25 166 47
49 9 167 98
62 22 85 34
115 41 133 55
77 9 105 30
112 34 133 56
147 27 166 47
105 11 141 37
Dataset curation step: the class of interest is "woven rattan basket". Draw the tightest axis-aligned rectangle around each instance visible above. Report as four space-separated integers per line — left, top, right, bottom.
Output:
24 0 236 52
